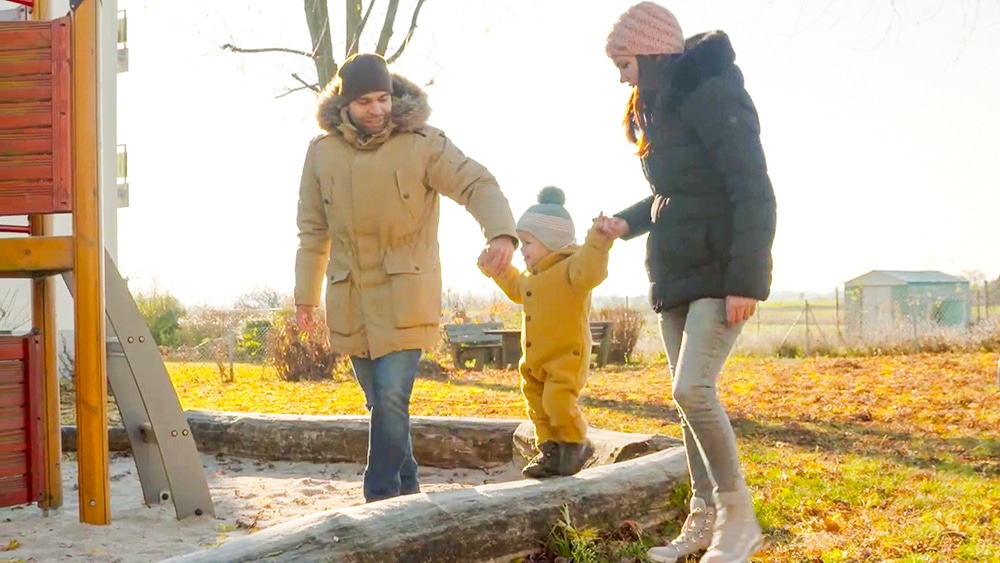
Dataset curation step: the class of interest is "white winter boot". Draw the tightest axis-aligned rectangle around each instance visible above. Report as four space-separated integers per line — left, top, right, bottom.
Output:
647 497 716 563
699 490 763 563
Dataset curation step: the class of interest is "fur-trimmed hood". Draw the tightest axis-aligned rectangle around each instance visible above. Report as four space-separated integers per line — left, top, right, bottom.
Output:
315 73 431 136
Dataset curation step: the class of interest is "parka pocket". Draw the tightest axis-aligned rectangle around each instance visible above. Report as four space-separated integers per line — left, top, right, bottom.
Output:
325 268 361 336
383 247 441 329
394 169 426 223
661 222 713 270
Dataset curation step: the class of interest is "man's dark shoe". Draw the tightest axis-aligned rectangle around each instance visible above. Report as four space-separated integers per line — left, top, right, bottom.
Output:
522 440 560 479
557 439 594 476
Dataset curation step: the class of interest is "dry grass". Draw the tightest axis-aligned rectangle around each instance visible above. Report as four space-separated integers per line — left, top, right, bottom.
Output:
59 353 1000 561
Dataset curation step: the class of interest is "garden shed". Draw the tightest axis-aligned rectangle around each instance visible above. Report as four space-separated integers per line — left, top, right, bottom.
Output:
843 270 970 335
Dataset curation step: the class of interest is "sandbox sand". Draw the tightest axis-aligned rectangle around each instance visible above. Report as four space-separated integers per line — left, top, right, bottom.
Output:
1 452 523 562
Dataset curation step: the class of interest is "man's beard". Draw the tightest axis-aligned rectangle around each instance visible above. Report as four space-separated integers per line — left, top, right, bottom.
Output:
360 116 389 136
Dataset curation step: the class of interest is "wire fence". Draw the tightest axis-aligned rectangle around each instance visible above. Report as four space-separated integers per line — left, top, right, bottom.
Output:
149 283 999 379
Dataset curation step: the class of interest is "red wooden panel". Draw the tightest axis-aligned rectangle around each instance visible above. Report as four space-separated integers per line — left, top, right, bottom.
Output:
0 340 24 361
0 24 52 52
0 362 25 384
0 454 27 479
0 180 57 202
0 412 23 432
0 154 51 181
0 18 71 217
0 50 50 79
0 474 30 507
0 129 51 154
0 75 52 102
0 101 51 130
0 387 25 408
0 334 39 508
24 334 42 505
49 17 71 213
0 428 26 455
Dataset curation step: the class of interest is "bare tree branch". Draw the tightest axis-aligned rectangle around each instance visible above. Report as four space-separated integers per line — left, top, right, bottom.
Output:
291 73 320 91
347 0 378 59
220 43 314 58
386 0 427 64
276 84 319 99
375 0 401 56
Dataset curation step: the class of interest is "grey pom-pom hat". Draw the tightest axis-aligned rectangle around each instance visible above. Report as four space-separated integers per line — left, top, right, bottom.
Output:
515 187 576 250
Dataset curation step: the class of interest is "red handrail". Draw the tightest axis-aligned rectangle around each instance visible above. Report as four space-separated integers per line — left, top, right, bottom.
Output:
0 225 31 234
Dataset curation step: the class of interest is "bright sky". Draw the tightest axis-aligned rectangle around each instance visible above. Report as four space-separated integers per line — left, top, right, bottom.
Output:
111 0 1000 306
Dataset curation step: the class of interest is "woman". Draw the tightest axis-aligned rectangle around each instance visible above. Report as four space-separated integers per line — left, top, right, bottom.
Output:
602 3 777 562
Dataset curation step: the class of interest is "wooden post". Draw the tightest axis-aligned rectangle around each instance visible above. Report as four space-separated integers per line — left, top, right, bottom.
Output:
30 0 61 514
29 215 62 512
72 0 110 525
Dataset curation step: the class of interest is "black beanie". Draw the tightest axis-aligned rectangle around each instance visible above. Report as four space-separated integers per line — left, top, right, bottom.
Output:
336 53 393 103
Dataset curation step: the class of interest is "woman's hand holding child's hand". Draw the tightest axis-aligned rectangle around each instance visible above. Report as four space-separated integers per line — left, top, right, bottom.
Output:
591 213 629 241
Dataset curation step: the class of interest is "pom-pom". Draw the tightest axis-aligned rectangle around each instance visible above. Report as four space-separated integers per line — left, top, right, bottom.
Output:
537 186 566 206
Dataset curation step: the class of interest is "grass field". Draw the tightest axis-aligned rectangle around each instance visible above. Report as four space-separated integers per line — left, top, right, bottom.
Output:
60 352 995 561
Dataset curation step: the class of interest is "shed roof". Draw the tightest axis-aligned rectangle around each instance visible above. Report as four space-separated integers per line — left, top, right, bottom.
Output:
845 270 969 287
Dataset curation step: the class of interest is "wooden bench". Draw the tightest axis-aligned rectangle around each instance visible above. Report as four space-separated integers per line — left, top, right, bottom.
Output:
590 321 613 367
443 322 503 370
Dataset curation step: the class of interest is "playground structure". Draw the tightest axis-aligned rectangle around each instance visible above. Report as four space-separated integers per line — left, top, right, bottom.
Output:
0 0 214 524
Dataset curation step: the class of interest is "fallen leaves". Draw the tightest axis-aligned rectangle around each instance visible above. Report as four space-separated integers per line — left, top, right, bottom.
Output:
54 351 1000 562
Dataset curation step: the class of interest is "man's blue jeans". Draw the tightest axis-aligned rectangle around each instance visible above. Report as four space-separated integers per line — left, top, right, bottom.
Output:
350 349 421 502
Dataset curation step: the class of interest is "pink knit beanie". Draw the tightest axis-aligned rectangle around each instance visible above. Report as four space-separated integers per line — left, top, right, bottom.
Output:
606 2 685 58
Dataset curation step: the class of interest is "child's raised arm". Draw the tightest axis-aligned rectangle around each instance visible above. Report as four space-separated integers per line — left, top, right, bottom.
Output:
567 216 615 293
478 250 523 304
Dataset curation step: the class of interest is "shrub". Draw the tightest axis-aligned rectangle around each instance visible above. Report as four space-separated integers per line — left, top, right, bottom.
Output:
266 316 337 381
134 288 186 347
238 319 272 363
592 305 646 364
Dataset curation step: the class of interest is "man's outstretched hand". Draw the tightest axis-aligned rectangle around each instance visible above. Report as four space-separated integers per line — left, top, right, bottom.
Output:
478 236 516 277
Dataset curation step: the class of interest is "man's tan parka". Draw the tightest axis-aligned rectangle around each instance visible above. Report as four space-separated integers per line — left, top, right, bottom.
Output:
295 74 517 359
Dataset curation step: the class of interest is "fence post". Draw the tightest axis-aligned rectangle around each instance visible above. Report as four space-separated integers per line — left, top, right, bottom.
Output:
804 300 810 356
835 288 840 336
227 330 236 379
977 285 982 323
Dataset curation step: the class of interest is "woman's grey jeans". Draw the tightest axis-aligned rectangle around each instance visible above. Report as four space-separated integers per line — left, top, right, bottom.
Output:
659 297 749 505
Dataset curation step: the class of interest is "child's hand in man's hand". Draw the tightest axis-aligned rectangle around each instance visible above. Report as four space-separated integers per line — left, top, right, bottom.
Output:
477 248 495 275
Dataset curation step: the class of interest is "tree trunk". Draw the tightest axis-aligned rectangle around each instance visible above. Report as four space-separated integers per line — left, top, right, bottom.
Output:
345 0 363 58
304 0 337 87
375 0 400 55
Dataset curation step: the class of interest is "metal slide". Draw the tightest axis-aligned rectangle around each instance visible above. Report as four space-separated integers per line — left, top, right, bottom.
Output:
62 251 214 519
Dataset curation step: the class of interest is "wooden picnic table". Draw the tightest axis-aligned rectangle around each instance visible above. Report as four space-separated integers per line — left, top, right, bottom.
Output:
484 321 615 368
482 328 522 368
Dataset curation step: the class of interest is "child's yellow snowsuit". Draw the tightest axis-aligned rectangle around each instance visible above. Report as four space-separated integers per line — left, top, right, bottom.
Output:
489 230 612 443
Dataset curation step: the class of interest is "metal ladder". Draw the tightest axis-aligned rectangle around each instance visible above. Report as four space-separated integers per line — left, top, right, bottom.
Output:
63 251 215 519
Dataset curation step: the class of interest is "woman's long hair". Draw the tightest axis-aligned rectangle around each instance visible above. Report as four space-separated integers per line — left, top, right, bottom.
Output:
623 54 678 157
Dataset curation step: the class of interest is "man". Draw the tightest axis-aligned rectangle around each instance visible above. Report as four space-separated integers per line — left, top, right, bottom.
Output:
294 53 518 503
